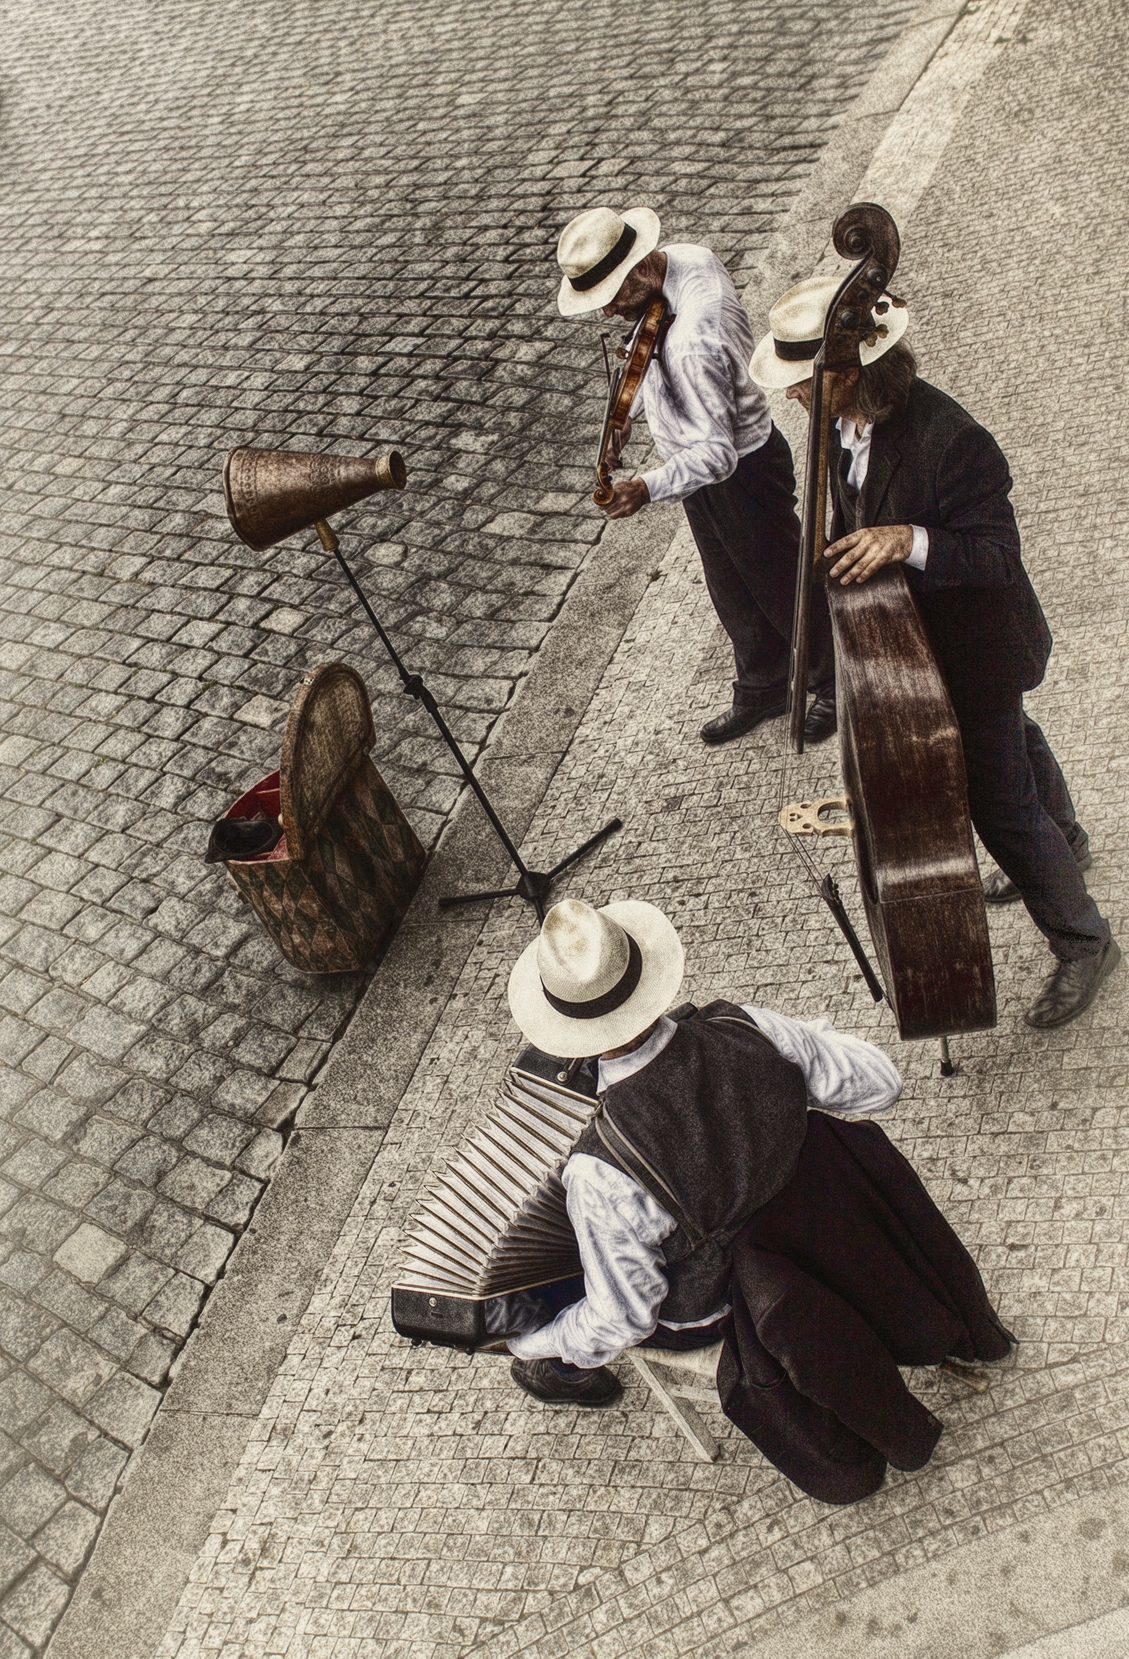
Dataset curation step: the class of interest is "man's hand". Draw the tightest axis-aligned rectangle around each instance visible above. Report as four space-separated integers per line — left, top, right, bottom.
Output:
599 476 650 519
824 524 913 584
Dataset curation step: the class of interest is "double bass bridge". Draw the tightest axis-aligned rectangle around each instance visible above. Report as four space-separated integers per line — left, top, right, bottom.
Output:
778 797 852 838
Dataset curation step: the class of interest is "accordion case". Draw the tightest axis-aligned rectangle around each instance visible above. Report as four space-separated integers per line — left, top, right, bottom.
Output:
391 1066 598 1350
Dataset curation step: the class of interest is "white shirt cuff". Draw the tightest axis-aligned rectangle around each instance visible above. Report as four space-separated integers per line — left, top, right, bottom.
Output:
640 466 675 505
906 525 929 570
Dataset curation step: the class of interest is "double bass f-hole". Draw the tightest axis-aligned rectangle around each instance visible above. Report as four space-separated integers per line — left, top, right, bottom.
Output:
592 298 672 507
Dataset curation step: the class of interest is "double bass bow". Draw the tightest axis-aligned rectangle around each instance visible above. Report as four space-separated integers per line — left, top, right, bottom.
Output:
592 298 671 507
782 202 996 1044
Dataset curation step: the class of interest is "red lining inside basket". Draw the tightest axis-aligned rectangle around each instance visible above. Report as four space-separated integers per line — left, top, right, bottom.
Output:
224 770 289 862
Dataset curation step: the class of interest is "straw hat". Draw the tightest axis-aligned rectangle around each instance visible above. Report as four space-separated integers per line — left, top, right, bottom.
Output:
556 206 662 317
507 897 684 1058
750 271 909 389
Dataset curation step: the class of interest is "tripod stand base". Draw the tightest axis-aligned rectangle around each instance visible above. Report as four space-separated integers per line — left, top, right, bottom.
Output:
438 818 623 920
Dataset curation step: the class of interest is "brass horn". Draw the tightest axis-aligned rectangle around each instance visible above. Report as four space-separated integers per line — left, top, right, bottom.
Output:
222 446 407 551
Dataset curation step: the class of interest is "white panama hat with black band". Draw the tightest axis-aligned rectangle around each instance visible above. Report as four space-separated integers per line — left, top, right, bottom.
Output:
508 897 685 1058
556 206 662 318
750 270 909 390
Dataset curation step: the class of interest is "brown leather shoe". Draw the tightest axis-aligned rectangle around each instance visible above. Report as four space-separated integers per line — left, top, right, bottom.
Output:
1023 937 1121 1029
510 1358 624 1407
983 829 1092 904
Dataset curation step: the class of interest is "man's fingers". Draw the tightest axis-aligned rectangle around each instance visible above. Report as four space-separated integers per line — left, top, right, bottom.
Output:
827 546 868 579
837 551 884 584
824 531 862 560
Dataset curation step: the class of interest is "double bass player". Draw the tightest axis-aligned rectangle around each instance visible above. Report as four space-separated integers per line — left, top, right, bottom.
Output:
751 274 1120 1030
554 205 838 747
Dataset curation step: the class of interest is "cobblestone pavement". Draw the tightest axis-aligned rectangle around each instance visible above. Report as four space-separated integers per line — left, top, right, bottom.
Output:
150 0 1129 1654
0 0 921 1650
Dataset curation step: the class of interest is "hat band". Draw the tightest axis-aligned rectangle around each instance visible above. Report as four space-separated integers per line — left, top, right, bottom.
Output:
569 224 638 293
541 934 643 1019
774 335 823 362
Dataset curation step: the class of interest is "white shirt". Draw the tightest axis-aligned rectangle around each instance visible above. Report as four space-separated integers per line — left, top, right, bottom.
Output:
836 417 929 570
506 1008 902 1369
630 244 773 506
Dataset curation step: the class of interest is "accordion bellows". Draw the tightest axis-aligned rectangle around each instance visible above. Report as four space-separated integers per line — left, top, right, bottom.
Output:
393 1068 597 1310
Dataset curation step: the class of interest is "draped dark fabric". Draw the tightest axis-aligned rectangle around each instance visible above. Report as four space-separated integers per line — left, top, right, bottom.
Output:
717 1111 1013 1504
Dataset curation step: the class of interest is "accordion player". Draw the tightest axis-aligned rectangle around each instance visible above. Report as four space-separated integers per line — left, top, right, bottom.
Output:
391 896 1015 1505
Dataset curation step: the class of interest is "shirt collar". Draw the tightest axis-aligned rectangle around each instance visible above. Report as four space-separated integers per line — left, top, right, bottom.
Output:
836 416 871 452
597 1014 678 1092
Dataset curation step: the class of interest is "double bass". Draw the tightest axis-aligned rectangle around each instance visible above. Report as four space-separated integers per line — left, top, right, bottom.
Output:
783 203 996 1044
592 298 671 507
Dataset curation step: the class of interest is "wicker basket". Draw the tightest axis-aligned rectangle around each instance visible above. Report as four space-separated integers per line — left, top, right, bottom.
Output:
222 663 425 973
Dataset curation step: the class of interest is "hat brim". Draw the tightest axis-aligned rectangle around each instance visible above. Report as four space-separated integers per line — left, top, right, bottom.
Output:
507 899 685 1058
749 298 909 389
557 207 662 318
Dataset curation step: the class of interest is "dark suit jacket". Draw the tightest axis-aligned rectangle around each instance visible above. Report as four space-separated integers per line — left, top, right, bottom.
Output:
829 377 1052 720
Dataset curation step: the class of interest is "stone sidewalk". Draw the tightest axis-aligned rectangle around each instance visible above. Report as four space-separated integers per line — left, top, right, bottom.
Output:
0 0 922 1650
76 0 1127 1653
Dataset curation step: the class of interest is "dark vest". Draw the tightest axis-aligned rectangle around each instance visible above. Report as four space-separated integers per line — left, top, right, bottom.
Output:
573 1001 808 1322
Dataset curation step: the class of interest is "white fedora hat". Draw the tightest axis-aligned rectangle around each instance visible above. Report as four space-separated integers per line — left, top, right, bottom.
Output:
556 205 662 318
508 897 684 1058
750 271 909 389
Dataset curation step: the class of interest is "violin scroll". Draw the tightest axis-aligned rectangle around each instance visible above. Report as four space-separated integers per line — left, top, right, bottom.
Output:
593 467 616 509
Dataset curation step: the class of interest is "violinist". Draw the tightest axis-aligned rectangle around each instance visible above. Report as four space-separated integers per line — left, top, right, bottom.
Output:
555 206 836 747
751 274 1120 1031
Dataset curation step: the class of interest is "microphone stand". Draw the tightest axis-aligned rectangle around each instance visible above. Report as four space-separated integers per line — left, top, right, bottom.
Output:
314 520 622 923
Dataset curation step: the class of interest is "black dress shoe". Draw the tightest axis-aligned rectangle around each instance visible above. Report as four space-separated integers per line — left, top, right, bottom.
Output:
802 693 837 745
983 829 1092 905
700 688 787 745
1023 937 1121 1029
510 1358 624 1408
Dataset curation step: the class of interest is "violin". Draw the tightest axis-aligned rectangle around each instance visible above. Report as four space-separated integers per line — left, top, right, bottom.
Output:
592 298 672 507
783 203 996 1043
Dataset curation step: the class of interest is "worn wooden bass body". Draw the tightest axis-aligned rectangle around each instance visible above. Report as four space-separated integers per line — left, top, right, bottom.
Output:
830 568 995 1038
787 204 995 1042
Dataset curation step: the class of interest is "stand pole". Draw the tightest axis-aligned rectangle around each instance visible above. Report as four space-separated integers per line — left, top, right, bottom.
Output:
315 520 622 922
938 1035 956 1078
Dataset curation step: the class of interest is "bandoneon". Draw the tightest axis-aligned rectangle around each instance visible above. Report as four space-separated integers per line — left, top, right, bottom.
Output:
390 1066 597 1350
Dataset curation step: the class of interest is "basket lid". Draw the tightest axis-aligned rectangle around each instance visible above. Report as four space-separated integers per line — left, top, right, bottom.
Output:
279 662 376 861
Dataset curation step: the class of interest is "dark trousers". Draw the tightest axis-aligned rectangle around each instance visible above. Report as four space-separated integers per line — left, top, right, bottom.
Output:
682 426 834 704
961 700 1107 961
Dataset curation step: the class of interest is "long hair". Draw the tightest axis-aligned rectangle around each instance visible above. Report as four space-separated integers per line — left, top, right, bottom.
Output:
856 339 917 423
